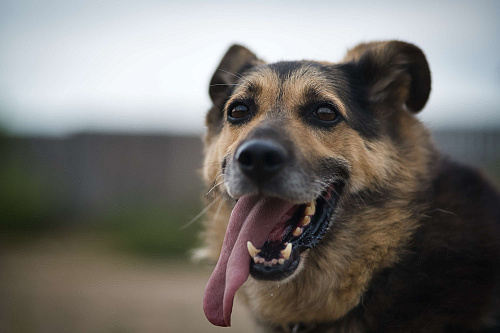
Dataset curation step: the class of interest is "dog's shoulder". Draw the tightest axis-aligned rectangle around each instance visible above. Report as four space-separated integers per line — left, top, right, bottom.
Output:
431 158 500 218
362 157 500 332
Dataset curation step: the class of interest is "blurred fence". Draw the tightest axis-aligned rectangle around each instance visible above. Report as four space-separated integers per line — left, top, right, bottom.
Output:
2 129 500 223
432 129 500 168
3 133 204 221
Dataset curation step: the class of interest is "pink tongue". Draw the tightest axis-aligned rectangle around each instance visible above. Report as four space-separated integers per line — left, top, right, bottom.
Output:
203 195 296 327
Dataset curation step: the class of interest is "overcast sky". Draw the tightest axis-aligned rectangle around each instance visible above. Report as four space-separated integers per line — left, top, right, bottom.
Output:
0 0 499 136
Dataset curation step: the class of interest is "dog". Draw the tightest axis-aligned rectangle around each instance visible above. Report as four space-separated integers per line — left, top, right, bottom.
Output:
199 41 500 332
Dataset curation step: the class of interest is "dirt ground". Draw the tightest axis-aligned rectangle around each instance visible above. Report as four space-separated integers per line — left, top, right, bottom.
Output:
0 234 254 333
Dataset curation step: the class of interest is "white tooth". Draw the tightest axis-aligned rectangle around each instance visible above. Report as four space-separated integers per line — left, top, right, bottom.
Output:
278 259 285 265
293 227 303 237
300 215 311 227
254 257 259 264
305 202 316 216
247 241 261 258
281 243 292 260
271 259 278 265
258 257 265 264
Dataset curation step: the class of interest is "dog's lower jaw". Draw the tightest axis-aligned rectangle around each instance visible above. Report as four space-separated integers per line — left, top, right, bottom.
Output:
239 250 365 329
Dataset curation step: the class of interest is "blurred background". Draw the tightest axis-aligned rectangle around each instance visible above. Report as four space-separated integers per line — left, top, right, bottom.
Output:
0 0 499 332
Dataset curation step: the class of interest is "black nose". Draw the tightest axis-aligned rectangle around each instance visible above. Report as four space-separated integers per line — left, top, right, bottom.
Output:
235 139 288 182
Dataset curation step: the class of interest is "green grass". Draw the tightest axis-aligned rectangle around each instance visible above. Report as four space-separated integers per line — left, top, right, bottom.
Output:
0 138 62 233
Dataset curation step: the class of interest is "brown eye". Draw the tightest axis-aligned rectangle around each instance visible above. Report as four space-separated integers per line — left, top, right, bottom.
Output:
315 106 338 122
229 104 249 119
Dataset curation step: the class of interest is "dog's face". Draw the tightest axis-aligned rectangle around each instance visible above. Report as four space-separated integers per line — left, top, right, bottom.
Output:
202 41 432 328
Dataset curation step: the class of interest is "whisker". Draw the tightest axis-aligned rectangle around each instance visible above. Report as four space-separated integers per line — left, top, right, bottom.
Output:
201 162 224 168
314 178 344 210
206 180 225 196
331 185 342 198
209 83 245 87
180 196 221 230
217 68 244 80
425 208 457 217
209 170 224 185
216 68 250 85
213 173 224 183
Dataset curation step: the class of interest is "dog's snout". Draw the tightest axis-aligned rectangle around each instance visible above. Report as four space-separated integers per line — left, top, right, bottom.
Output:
236 139 288 182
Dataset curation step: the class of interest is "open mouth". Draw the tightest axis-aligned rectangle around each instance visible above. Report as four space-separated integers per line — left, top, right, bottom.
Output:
203 183 342 327
249 185 339 281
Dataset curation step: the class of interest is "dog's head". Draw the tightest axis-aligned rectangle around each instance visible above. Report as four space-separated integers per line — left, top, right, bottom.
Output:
202 41 432 327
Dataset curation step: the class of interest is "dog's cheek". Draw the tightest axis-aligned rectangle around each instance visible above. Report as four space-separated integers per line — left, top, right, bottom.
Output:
203 127 236 185
202 143 222 186
348 138 399 192
222 162 237 198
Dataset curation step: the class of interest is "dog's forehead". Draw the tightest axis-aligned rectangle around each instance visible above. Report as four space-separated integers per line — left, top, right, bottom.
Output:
232 61 349 115
238 61 337 93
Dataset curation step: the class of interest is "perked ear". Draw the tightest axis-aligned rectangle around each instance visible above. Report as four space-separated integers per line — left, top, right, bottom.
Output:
205 45 262 137
343 41 431 113
209 44 261 108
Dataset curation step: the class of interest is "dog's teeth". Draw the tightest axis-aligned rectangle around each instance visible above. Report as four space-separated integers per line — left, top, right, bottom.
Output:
258 257 265 264
300 216 311 227
293 227 303 237
278 258 285 265
247 241 261 258
254 256 259 264
271 259 278 265
281 243 292 260
305 202 316 216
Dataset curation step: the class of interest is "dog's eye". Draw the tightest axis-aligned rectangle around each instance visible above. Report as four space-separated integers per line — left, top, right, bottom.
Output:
315 105 338 122
228 104 250 119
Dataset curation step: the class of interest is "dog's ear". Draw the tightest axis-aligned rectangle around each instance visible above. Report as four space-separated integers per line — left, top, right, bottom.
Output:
209 45 261 108
343 41 431 113
206 45 262 138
